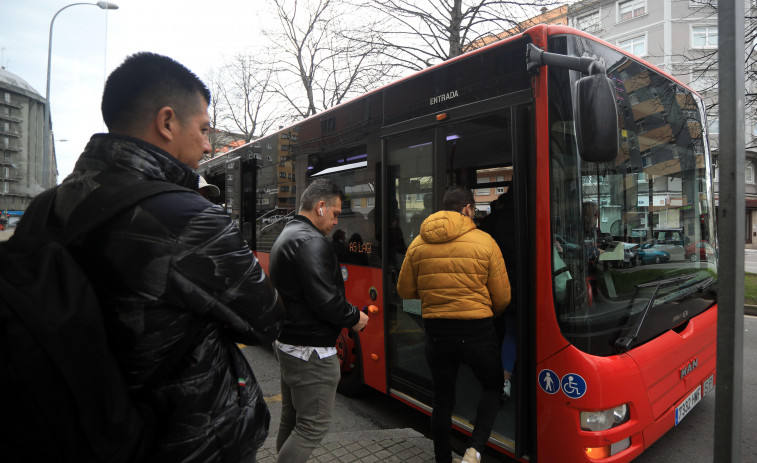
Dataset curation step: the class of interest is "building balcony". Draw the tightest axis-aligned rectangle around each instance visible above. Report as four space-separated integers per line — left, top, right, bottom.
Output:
0 101 23 110
0 114 22 123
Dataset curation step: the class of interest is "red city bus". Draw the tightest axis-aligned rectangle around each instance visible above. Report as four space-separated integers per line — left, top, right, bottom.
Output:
199 24 718 462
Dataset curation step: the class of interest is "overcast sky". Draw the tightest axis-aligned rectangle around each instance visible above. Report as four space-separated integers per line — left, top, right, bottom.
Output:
1 0 270 181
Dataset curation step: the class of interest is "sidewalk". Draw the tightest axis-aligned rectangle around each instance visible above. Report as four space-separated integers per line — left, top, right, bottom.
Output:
256 429 436 463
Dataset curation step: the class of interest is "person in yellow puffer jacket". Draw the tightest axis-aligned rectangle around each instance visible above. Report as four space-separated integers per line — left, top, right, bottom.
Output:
397 185 511 463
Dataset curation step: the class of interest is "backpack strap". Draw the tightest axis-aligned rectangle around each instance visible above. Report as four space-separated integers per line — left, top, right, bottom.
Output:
63 180 193 245
13 188 59 238
15 179 195 245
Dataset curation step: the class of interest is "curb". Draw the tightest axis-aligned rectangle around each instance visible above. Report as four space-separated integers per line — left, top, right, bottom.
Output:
746 305 757 316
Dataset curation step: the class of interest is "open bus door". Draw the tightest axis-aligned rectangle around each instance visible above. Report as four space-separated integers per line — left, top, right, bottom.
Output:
383 101 534 460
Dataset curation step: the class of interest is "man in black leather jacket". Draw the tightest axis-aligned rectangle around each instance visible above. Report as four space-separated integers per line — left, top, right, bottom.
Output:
269 178 369 463
19 53 284 462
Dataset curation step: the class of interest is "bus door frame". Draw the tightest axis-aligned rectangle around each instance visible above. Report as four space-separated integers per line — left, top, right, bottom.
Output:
379 90 535 459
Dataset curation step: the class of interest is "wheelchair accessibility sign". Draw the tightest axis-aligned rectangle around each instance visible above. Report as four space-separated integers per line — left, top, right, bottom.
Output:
560 373 587 399
538 370 587 399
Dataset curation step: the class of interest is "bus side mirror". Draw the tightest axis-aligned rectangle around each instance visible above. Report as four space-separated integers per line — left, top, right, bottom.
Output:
575 74 618 163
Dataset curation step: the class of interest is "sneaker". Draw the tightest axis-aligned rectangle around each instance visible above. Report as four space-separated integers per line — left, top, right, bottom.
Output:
503 379 512 398
461 447 481 463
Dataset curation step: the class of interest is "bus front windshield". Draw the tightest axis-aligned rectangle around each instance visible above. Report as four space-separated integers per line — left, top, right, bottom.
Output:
548 35 717 356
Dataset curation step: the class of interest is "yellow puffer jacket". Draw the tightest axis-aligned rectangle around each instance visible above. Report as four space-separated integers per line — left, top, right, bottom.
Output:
397 210 511 319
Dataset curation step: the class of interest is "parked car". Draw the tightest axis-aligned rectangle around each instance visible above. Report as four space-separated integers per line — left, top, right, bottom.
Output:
636 243 671 264
685 240 716 262
598 241 638 268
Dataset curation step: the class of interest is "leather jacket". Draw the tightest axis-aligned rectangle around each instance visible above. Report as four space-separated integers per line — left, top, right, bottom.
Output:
27 134 285 462
269 215 360 347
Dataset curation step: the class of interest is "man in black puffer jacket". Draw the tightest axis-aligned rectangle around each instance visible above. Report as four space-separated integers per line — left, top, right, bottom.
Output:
19 53 284 462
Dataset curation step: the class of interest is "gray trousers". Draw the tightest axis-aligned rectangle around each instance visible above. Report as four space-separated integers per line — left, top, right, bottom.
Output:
276 347 341 463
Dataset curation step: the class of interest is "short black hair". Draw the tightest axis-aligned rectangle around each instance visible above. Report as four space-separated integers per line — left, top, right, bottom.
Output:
442 185 474 212
101 52 211 134
300 178 344 211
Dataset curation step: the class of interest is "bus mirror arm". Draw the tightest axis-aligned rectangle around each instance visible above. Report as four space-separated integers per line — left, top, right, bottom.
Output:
525 43 606 75
526 43 618 163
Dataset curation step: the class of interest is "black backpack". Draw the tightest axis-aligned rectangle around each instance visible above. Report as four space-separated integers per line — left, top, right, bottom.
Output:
0 181 191 462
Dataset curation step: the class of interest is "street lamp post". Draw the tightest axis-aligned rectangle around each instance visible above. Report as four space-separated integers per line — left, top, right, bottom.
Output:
43 1 119 188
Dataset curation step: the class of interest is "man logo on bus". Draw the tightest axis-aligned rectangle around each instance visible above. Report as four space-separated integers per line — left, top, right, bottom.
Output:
680 358 698 379
560 373 587 399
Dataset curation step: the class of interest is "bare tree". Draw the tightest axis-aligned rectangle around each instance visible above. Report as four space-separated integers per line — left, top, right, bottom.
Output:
351 0 563 71
264 0 399 118
204 68 229 160
215 53 283 142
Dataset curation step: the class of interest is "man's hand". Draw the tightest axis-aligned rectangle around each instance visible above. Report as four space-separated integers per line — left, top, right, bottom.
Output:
352 311 369 332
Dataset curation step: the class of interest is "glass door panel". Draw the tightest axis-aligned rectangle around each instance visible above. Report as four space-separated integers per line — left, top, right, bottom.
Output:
385 130 435 403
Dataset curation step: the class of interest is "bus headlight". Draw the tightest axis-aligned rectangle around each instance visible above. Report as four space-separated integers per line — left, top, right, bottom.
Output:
580 404 629 431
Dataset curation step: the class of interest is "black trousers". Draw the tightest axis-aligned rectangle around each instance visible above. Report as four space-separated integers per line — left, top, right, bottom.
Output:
425 323 504 463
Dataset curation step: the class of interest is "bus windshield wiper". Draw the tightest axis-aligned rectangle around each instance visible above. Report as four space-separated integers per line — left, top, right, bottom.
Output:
614 274 697 353
665 276 715 304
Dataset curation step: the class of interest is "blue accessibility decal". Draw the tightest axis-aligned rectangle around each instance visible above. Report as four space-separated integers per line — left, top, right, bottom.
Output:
341 266 348 281
560 373 587 399
538 369 560 394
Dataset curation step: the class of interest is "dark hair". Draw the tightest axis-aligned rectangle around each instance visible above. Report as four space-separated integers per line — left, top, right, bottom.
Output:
101 52 211 134
442 185 474 212
300 178 344 211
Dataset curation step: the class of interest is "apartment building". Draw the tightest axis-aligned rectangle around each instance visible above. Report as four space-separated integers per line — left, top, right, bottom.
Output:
0 67 56 214
567 0 757 247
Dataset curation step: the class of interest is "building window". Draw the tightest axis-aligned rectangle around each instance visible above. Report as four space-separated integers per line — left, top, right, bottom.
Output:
475 188 490 196
3 93 10 104
2 182 7 193
618 35 646 56
279 172 286 178
640 152 651 167
690 69 718 93
692 26 718 48
747 165 755 184
708 116 719 134
618 0 646 22
746 209 752 243
495 187 505 195
575 11 601 32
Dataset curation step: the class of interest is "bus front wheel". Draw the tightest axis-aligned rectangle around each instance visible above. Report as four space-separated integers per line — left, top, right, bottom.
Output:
336 328 365 397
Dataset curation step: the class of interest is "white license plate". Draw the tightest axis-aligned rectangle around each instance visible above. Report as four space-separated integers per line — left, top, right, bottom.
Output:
702 374 714 397
675 385 702 425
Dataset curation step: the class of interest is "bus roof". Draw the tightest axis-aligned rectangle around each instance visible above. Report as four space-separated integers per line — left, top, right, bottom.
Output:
200 23 701 170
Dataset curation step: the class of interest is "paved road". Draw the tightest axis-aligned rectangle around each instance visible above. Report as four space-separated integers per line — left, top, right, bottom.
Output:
746 248 757 274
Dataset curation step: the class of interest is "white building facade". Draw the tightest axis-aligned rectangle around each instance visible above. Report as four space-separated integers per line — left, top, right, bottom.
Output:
0 67 56 213
567 0 757 247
